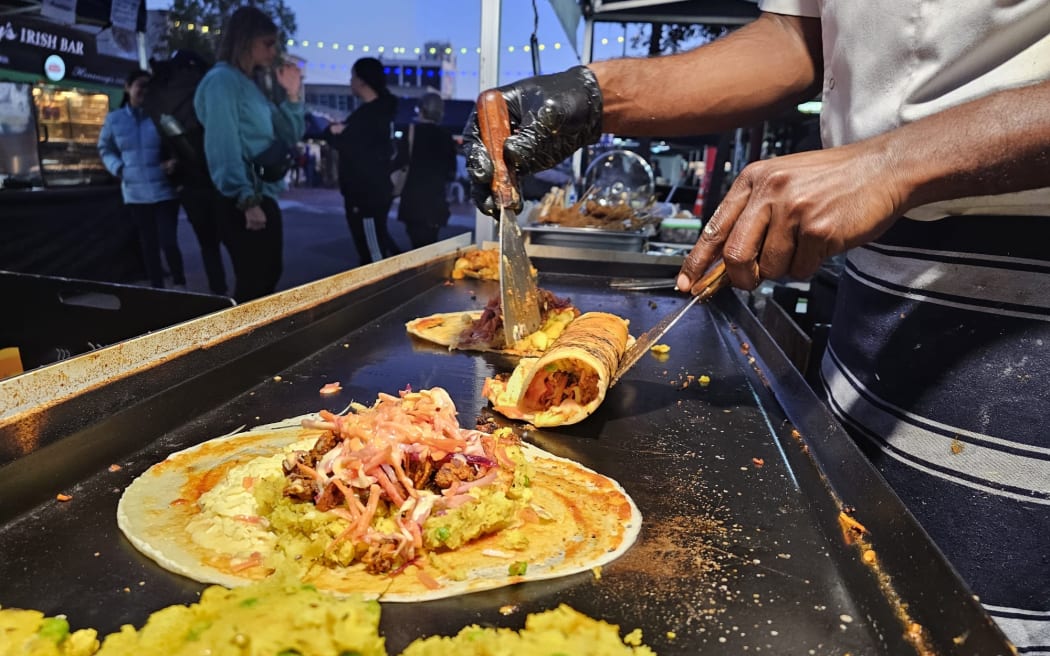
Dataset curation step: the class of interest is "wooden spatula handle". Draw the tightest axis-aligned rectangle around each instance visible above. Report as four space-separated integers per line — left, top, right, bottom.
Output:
476 90 521 209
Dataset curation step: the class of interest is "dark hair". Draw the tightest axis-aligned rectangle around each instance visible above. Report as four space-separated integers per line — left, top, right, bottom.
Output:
417 91 444 122
216 6 278 68
353 57 389 97
120 68 151 107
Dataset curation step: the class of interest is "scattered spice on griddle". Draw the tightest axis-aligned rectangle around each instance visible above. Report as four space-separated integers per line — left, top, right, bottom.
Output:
343 343 349 348
272 375 282 382
319 382 342 395
138 581 145 586
950 438 964 455
699 374 711 387
740 342 751 354
790 428 802 440
122 587 130 593
752 457 765 468
498 604 518 616
55 493 72 502
108 464 122 472
838 511 868 545
93 552 100 557
666 631 677 640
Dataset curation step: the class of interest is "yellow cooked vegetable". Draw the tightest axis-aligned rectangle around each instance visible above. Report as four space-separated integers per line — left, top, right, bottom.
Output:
0 608 98 656
400 604 656 655
94 576 385 656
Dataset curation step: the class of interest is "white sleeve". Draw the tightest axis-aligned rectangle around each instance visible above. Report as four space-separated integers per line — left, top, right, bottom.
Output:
758 0 821 18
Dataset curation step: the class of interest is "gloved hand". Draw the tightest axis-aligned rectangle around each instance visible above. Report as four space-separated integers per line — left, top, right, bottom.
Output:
466 65 604 216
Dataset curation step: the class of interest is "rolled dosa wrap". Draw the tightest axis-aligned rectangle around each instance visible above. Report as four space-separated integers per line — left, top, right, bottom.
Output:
483 312 630 426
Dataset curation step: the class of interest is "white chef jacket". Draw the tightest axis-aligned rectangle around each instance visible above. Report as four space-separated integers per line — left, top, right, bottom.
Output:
758 0 1050 220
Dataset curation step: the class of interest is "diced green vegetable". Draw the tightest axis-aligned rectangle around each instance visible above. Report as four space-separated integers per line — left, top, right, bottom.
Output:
239 597 260 608
508 561 528 576
37 617 70 643
435 526 451 542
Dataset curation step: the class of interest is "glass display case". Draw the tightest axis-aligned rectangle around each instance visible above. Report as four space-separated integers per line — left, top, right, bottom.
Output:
33 85 112 186
0 82 42 188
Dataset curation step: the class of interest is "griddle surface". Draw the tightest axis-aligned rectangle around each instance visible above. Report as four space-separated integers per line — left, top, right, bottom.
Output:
0 272 957 653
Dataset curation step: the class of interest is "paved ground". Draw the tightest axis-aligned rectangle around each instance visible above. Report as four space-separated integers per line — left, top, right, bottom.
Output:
175 186 479 295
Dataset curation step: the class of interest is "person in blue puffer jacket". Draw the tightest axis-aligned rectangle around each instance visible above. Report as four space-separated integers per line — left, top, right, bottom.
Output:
98 68 185 289
194 6 304 302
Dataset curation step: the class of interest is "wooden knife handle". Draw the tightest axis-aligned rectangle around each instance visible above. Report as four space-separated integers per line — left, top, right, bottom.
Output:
695 260 729 300
476 90 521 209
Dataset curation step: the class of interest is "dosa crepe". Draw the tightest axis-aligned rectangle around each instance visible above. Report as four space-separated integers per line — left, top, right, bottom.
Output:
117 387 640 601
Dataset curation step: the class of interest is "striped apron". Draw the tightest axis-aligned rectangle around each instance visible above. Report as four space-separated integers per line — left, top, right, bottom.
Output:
821 214 1050 652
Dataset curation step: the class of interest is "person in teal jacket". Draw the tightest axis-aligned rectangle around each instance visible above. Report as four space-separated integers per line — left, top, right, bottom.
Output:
98 68 184 289
193 6 304 302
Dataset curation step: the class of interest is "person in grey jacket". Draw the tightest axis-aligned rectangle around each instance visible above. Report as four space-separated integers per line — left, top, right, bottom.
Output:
98 68 184 289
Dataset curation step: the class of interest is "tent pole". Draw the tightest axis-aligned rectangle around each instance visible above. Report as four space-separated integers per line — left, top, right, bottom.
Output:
474 0 503 244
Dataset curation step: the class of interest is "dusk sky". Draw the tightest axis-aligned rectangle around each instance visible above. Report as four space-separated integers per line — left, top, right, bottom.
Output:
146 0 663 99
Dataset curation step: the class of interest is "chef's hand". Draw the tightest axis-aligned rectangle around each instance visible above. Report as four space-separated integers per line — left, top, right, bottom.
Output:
466 65 604 217
676 140 906 292
245 205 267 231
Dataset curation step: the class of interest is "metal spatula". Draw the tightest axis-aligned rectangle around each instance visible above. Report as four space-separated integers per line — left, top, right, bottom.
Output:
611 260 729 386
476 89 542 347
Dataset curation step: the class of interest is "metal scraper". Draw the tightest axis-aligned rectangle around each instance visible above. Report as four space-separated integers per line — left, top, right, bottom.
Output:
476 89 542 347
611 260 729 386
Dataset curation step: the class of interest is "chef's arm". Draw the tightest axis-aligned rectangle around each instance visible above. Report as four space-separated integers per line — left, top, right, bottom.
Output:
592 12 823 137
883 79 1050 214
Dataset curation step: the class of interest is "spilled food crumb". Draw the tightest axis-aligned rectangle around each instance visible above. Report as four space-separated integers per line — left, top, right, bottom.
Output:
650 344 670 353
55 493 72 502
319 382 343 395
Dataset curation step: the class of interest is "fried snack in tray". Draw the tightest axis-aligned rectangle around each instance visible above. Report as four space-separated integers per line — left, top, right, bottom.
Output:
451 248 499 280
535 188 650 231
451 248 539 281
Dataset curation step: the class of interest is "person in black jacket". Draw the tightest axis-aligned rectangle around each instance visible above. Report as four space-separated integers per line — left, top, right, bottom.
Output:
397 92 457 249
325 57 402 265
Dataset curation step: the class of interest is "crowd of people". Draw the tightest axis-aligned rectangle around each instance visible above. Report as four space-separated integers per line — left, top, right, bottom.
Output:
99 5 458 302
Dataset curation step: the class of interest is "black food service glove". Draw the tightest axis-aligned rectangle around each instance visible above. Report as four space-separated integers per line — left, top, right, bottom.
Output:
465 65 604 217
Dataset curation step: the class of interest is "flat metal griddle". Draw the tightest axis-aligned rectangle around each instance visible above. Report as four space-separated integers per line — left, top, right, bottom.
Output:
0 249 1012 655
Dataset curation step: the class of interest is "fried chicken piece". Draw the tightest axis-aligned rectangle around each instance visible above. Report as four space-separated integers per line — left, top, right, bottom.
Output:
434 459 479 489
361 537 401 574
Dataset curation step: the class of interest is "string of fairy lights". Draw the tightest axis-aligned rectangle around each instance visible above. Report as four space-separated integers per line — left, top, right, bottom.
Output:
170 20 632 56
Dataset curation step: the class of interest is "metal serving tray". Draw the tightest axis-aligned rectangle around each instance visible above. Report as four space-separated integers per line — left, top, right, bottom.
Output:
523 222 652 252
0 238 1011 655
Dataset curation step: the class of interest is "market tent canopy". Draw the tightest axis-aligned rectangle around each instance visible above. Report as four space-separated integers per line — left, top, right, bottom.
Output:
584 0 760 26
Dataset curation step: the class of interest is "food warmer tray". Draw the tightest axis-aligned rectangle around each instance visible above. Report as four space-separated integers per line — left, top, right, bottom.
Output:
0 237 1011 654
523 222 653 253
